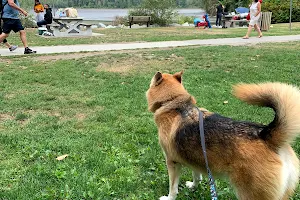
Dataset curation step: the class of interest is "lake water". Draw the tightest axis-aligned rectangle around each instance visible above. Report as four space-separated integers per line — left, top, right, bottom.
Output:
56 8 205 21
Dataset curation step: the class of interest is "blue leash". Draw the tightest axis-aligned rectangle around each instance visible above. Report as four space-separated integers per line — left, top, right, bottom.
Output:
197 108 218 200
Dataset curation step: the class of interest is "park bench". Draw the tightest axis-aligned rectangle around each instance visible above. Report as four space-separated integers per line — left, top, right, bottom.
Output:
128 16 151 28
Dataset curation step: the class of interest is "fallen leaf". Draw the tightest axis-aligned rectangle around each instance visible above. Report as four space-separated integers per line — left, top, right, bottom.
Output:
56 154 68 161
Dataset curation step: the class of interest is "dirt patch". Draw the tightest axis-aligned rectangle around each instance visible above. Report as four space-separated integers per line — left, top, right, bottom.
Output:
75 113 86 121
4 94 15 100
0 59 13 65
96 53 185 74
34 52 103 62
0 114 14 121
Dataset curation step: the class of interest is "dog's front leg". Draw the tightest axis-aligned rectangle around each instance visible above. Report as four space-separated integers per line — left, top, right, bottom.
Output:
185 171 202 189
160 160 181 200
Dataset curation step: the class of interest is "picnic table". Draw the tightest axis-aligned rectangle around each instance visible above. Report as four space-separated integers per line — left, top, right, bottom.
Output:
51 17 92 37
222 15 249 28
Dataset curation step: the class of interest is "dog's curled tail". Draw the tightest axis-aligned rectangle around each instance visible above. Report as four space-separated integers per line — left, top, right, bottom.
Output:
233 82 300 148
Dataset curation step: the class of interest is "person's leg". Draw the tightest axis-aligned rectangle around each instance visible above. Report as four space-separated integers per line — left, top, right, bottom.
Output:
19 30 28 48
37 20 48 27
217 14 222 26
12 19 36 54
0 33 9 43
254 24 263 37
4 40 11 48
243 25 253 39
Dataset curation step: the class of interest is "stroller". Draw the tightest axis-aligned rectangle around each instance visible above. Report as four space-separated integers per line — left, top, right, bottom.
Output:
194 14 212 29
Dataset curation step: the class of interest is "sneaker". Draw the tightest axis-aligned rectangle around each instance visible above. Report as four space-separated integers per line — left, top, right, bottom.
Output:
24 47 37 54
9 45 18 52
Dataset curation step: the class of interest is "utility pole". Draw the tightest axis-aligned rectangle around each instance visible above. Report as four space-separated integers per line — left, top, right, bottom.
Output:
290 0 292 31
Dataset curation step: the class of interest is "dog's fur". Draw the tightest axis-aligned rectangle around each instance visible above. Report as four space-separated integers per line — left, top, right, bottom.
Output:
146 71 300 200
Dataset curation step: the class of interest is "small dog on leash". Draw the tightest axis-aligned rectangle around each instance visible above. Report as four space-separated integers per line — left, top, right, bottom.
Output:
146 71 300 200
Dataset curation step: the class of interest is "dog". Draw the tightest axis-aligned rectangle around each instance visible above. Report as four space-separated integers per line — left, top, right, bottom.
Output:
146 71 300 200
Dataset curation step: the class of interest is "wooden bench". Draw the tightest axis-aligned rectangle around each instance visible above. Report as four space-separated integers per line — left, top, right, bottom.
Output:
128 16 151 28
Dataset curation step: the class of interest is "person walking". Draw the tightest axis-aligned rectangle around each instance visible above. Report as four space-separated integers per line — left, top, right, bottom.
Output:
0 2 18 52
34 0 44 22
216 2 223 27
0 0 36 54
243 0 263 39
36 4 52 27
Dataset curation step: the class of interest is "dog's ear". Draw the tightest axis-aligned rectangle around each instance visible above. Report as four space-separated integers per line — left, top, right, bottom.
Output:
173 71 184 83
154 72 163 86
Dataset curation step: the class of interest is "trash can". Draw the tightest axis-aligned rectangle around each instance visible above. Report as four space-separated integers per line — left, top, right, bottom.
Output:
261 12 272 31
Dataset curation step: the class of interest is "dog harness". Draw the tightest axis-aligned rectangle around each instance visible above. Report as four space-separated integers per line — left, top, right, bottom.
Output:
197 107 218 200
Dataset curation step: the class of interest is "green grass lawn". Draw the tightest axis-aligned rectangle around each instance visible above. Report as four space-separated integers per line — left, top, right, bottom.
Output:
2 22 300 47
1 42 300 200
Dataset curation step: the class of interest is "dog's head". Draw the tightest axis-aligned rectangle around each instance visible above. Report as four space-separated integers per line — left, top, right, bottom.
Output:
146 71 195 113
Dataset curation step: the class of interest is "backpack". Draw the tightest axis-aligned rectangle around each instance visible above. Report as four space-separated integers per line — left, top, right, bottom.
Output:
1 1 8 19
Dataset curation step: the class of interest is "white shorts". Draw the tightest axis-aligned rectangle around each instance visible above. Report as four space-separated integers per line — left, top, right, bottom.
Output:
249 14 261 26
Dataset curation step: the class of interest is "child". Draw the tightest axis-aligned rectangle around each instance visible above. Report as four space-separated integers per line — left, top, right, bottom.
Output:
34 0 44 22
203 14 212 29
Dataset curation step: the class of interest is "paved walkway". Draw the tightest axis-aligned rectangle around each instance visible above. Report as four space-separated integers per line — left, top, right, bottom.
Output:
1 35 300 56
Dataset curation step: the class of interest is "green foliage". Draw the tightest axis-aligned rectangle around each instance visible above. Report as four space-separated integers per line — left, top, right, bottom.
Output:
19 14 36 28
177 15 195 24
112 16 129 26
129 0 178 26
200 0 250 15
262 1 300 23
18 0 202 9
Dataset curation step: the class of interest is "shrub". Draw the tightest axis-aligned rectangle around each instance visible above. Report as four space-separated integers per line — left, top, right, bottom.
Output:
128 0 178 26
177 15 195 25
112 15 128 26
20 14 37 28
262 1 300 23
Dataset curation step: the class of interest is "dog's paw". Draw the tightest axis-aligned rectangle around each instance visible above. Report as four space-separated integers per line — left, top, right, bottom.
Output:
185 181 195 189
159 196 171 200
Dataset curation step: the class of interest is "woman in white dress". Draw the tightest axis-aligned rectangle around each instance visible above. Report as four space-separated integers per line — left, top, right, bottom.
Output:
243 0 263 39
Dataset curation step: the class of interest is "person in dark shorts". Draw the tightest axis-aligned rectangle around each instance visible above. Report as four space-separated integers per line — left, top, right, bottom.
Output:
216 2 224 27
0 0 36 54
37 4 52 27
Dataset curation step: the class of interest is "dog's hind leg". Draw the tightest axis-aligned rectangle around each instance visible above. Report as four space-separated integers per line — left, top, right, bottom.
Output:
185 171 202 189
279 146 300 200
232 168 282 200
160 160 182 200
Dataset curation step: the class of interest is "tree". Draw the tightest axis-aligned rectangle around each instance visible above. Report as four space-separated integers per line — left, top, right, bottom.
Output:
20 0 197 9
200 0 250 15
129 0 177 25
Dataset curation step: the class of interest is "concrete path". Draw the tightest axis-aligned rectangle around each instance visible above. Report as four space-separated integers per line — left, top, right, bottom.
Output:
1 35 300 56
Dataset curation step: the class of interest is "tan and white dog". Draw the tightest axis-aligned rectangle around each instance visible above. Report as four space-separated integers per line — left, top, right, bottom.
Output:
146 71 300 200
